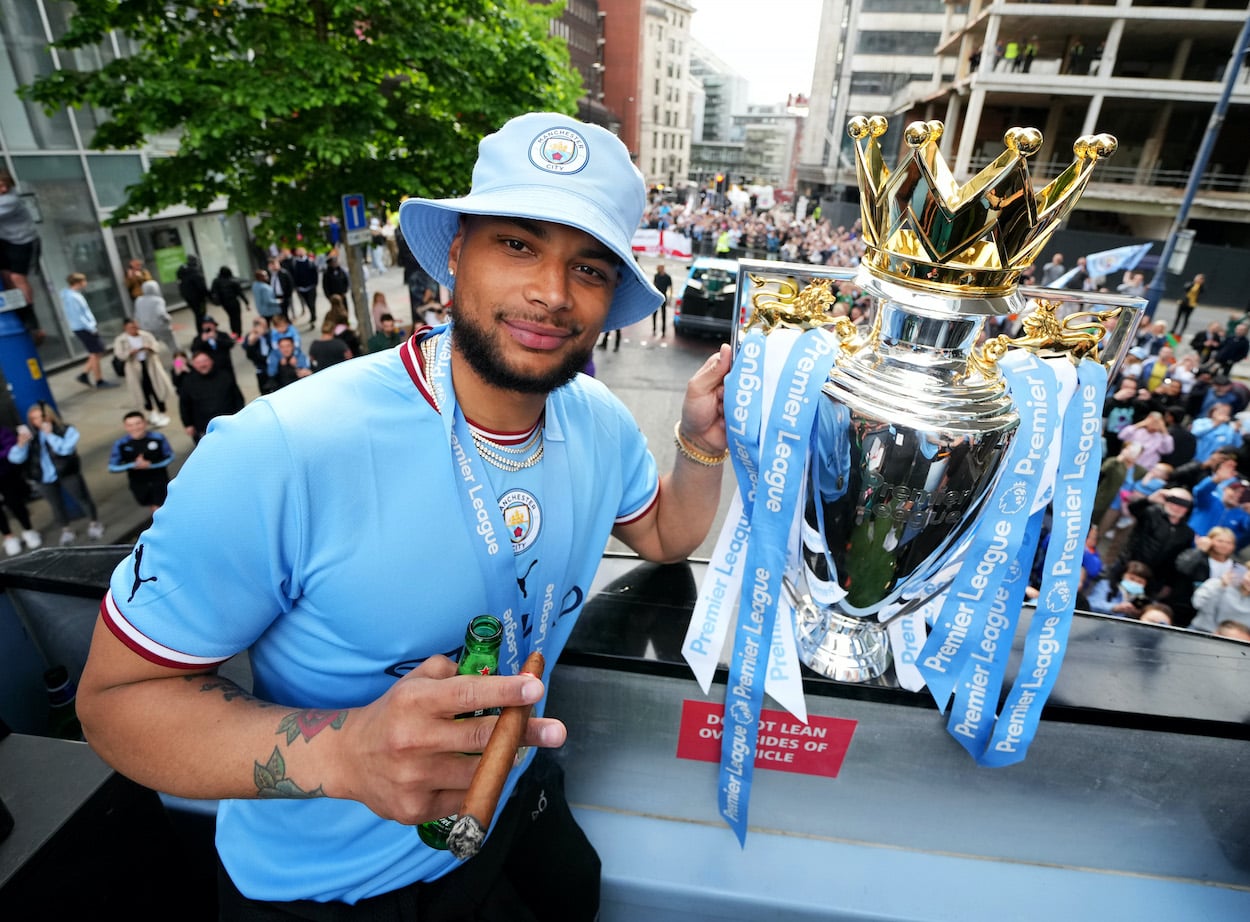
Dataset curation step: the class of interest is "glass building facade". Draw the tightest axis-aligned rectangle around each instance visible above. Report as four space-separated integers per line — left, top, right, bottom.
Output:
1 0 252 370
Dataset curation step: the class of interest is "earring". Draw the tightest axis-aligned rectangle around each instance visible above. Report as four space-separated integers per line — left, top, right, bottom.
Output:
448 265 455 277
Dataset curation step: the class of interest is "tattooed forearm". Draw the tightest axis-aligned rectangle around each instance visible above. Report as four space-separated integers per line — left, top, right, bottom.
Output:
254 747 325 798
277 708 349 744
186 674 277 707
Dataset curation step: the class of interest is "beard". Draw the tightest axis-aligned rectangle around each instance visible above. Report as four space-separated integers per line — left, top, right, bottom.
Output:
451 305 596 395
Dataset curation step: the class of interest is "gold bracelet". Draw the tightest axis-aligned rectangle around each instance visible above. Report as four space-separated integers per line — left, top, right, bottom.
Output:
674 421 729 467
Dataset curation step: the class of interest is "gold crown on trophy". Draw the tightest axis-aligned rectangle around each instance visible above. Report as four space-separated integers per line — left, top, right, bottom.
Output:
849 115 1117 296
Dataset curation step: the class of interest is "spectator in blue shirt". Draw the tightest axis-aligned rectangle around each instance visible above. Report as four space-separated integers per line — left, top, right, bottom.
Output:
265 335 311 392
1190 464 1250 549
60 272 118 389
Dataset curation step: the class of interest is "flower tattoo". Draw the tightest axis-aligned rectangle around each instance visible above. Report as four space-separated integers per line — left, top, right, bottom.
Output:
254 747 324 799
277 708 348 745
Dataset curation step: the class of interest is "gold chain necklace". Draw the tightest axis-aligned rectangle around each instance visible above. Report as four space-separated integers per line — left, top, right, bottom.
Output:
421 334 545 472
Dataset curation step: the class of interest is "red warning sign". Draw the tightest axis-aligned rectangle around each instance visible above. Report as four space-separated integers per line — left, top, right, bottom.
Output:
675 699 857 778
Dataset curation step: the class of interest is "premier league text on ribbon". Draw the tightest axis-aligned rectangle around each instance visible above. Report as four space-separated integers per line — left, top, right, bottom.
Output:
719 330 836 842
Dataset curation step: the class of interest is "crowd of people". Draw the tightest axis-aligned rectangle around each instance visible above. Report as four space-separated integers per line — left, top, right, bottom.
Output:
1074 303 1250 641
0 241 424 554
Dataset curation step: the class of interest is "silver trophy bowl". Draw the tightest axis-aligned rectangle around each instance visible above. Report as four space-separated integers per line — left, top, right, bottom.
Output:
734 258 1144 684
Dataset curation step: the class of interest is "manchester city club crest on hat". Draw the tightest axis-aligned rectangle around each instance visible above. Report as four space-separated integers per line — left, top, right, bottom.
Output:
529 126 589 174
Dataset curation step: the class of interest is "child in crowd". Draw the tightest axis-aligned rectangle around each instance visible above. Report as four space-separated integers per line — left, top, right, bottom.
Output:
1085 560 1153 617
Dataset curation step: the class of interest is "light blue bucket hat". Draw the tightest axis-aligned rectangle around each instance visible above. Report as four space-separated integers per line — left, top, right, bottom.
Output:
399 112 661 331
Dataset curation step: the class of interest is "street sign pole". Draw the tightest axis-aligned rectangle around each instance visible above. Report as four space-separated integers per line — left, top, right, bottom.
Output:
341 193 374 340
1143 14 1250 318
344 243 370 342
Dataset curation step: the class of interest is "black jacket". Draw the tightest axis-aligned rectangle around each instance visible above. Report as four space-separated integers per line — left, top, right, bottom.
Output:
290 256 319 291
322 265 349 298
269 267 295 306
177 262 209 309
179 368 245 435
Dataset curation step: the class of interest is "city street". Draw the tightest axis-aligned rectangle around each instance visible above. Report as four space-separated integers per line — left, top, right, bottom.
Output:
590 254 738 561
29 251 742 560
29 248 1245 560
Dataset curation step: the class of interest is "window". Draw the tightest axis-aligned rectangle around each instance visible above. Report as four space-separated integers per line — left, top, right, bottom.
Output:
0 1 76 149
850 71 933 95
861 0 946 11
855 31 942 55
87 155 144 210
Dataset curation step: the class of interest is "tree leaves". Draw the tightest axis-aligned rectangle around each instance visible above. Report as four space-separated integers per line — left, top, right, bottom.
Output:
22 0 582 244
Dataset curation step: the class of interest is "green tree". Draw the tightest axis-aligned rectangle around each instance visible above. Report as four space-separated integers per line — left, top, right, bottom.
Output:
23 0 581 245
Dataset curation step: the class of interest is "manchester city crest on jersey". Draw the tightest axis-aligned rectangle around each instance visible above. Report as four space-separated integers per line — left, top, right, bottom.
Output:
500 489 541 554
528 127 589 175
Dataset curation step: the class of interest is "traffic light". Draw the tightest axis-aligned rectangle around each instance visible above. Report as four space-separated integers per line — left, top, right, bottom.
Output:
714 173 726 193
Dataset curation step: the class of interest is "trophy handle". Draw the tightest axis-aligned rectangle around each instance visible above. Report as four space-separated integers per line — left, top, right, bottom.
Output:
969 294 1145 379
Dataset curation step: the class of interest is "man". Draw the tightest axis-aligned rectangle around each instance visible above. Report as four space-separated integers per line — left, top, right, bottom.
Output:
1071 255 1091 291
60 272 118 389
107 410 175 515
322 254 349 302
268 256 294 319
1039 252 1065 286
77 111 731 917
1138 345 1175 392
1116 270 1146 301
1189 470 1250 549
1160 403 1196 468
1174 272 1204 336
190 314 237 376
652 263 672 337
177 255 210 328
1214 323 1249 375
366 313 406 353
178 348 245 443
265 333 312 389
1020 36 1038 73
124 258 153 302
396 224 438 324
289 246 320 328
1135 319 1171 356
1119 487 1196 602
0 168 41 336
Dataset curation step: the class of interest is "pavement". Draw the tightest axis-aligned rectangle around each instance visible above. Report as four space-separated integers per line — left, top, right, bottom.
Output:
21 261 416 552
17 256 1250 556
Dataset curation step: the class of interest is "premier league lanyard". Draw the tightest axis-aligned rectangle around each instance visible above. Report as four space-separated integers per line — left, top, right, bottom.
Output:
425 328 574 677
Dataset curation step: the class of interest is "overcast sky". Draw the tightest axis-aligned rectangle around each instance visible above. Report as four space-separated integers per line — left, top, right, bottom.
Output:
689 0 825 105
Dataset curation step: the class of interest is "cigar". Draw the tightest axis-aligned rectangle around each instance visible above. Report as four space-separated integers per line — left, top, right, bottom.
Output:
447 650 545 860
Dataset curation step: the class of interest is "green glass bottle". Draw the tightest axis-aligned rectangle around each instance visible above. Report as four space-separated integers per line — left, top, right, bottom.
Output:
417 615 503 849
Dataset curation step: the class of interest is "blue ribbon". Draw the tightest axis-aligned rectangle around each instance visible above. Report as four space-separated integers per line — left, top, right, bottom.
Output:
917 352 1059 710
918 353 1107 765
719 328 836 845
724 329 768 518
981 358 1106 765
945 511 1040 759
428 329 574 675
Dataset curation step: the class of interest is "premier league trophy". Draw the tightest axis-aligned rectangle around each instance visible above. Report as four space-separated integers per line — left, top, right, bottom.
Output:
686 114 1144 840
776 117 1139 684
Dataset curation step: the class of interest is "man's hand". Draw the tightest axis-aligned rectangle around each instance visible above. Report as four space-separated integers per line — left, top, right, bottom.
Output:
328 657 565 825
678 344 733 455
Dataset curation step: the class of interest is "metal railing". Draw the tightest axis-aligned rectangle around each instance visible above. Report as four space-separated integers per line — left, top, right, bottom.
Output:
968 156 1250 193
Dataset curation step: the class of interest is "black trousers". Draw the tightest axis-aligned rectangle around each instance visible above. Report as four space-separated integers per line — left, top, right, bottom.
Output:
217 751 599 922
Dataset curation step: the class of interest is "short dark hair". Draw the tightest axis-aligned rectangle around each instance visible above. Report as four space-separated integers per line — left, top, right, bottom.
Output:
123 410 146 423
379 313 394 323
